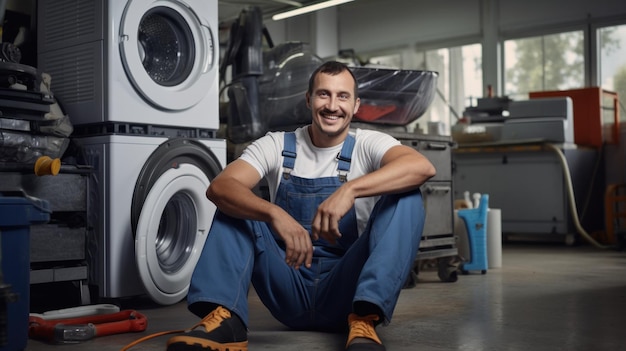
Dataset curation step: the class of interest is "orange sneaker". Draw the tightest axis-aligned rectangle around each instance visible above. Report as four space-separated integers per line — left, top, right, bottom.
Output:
345 313 386 350
166 306 248 351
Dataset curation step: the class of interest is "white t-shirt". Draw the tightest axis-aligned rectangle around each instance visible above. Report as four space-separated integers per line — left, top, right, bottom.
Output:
239 125 400 234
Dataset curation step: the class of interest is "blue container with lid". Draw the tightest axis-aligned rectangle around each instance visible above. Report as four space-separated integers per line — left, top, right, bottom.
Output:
0 194 50 351
457 194 489 274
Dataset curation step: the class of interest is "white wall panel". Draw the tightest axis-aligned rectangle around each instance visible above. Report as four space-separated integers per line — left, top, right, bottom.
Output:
499 0 626 33
265 20 287 45
286 15 311 43
338 0 481 52
266 0 626 58
313 7 339 59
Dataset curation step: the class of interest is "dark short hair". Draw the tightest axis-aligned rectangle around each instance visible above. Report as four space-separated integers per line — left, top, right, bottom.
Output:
307 61 359 98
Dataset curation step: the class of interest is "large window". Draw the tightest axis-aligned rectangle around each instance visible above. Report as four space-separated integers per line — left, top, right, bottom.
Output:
504 30 585 100
599 24 626 121
503 25 625 118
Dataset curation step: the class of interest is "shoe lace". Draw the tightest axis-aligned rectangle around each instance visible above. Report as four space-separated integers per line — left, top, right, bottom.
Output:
347 313 382 346
198 306 232 332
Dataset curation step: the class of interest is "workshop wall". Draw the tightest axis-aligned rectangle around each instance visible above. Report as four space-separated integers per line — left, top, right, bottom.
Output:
339 0 482 52
337 0 626 52
269 0 626 56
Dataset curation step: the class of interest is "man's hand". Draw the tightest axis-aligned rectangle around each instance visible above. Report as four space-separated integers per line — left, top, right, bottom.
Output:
308 144 436 245
311 185 355 244
270 209 314 270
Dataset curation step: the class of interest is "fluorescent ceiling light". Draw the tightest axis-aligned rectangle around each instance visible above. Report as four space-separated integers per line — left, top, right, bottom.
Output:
272 0 354 21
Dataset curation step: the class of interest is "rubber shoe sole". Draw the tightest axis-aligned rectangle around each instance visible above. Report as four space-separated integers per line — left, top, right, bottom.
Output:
346 343 386 351
167 334 248 351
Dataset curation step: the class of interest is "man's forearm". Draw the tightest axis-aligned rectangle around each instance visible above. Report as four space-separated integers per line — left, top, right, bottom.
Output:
347 150 435 199
206 178 280 223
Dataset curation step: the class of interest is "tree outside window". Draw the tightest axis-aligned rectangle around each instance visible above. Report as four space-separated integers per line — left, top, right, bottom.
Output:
504 31 585 100
599 24 626 124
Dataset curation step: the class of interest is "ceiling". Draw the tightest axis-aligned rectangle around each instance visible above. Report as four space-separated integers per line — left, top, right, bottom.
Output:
218 0 319 26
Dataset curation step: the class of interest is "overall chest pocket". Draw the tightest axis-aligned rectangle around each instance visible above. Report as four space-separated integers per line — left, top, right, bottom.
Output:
286 191 332 228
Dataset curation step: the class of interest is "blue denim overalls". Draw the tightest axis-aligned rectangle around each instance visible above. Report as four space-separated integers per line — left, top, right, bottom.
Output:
187 132 426 330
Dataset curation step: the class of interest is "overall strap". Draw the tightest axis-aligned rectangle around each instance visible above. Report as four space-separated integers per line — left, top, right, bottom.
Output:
281 132 297 179
281 132 356 182
337 134 356 182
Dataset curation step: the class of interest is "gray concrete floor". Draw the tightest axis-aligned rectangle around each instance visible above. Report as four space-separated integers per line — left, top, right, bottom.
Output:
25 243 626 351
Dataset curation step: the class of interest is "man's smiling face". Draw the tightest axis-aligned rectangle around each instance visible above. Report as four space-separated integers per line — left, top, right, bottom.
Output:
306 70 360 147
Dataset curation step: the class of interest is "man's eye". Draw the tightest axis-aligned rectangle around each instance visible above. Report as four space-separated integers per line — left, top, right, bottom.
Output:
339 94 349 100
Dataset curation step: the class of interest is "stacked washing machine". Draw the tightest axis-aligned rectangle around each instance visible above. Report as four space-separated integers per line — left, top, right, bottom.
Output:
37 0 226 305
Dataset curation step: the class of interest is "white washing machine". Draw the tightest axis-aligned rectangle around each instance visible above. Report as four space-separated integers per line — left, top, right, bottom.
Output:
75 134 226 305
37 0 219 129
36 0 225 305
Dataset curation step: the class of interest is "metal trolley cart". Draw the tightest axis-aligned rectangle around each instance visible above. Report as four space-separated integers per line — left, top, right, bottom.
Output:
389 131 459 283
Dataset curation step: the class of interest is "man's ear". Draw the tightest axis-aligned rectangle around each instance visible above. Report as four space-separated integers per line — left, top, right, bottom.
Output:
305 93 311 109
353 97 361 114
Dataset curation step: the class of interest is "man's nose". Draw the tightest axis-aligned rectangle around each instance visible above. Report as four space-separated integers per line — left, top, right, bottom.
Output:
326 96 339 110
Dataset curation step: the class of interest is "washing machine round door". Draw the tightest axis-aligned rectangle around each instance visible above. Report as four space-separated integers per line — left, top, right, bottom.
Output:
133 139 222 305
119 0 216 111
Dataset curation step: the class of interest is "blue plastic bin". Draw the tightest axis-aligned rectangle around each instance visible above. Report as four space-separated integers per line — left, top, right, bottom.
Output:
457 194 489 274
0 195 50 351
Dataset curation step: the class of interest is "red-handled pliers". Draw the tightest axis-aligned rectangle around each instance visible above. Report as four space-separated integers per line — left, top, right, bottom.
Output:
29 310 147 343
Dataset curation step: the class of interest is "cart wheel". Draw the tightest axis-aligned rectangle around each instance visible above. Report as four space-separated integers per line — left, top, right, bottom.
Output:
438 269 458 282
437 257 459 282
481 270 487 274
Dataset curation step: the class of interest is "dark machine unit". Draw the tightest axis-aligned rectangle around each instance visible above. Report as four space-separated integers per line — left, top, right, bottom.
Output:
453 95 605 244
2 170 91 306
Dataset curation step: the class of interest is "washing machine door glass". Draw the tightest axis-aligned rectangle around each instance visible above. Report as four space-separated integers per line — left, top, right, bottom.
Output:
155 192 197 273
135 163 215 305
138 11 194 87
120 0 216 111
